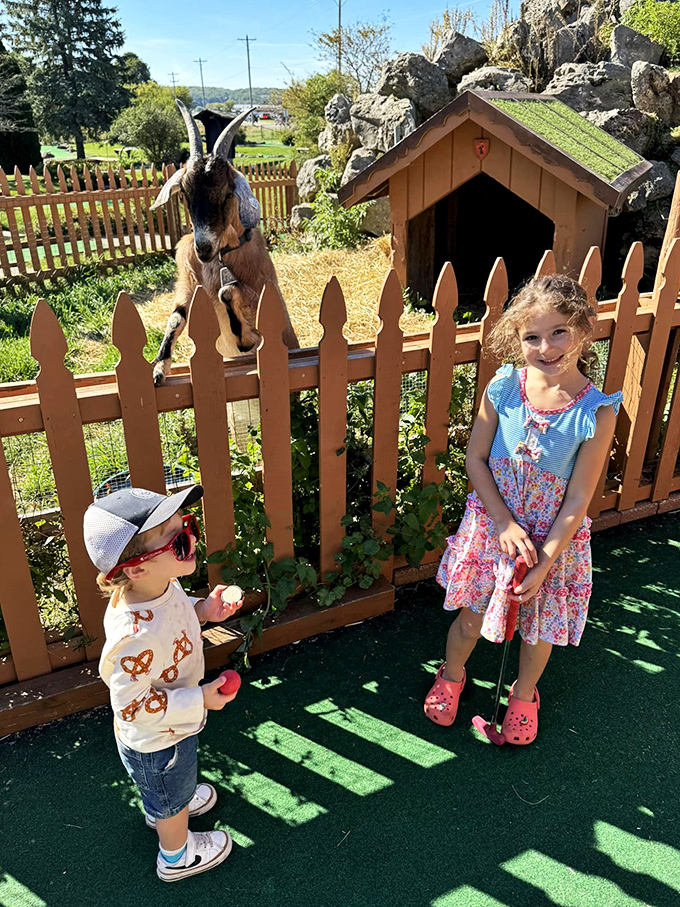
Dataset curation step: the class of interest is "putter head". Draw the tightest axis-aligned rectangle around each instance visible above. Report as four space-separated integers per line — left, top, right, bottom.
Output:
472 714 506 745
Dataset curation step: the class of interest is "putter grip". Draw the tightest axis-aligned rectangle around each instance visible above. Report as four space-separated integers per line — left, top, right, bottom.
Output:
506 556 527 641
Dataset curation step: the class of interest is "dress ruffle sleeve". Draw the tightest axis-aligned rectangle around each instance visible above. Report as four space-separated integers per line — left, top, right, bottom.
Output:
582 390 623 440
485 363 515 413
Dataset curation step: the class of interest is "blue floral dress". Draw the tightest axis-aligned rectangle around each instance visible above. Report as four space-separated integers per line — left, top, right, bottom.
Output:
437 365 622 646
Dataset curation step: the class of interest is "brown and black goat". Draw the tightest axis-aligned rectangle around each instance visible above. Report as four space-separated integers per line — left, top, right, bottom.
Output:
150 101 298 385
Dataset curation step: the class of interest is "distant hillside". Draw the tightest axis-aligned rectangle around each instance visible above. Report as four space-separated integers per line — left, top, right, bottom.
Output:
182 86 279 106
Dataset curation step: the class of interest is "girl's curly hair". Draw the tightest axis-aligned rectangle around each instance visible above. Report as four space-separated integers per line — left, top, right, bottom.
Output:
486 274 598 378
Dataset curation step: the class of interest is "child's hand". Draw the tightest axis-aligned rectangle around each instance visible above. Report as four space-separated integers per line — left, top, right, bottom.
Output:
497 519 537 565
195 585 244 624
202 676 236 709
512 560 550 603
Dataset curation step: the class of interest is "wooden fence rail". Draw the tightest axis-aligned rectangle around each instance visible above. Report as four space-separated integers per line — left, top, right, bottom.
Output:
1 242 680 734
0 160 298 285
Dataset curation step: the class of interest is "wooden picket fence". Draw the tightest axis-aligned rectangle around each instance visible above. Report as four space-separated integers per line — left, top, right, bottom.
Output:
1 241 680 735
0 159 298 285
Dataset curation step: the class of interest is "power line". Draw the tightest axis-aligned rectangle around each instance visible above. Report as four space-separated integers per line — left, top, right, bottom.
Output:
168 72 178 97
194 58 207 107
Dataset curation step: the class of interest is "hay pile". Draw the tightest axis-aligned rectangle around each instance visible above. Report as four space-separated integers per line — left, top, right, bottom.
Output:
137 238 434 363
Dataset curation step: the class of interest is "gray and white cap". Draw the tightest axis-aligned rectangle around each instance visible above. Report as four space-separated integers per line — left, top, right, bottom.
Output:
83 485 203 575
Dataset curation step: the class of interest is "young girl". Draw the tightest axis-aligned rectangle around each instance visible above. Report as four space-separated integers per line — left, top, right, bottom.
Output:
424 274 622 744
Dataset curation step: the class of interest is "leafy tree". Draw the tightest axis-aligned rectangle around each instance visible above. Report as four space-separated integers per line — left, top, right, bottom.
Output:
115 51 151 86
312 15 392 94
623 0 680 64
282 70 356 148
109 81 193 165
4 0 126 158
422 6 476 60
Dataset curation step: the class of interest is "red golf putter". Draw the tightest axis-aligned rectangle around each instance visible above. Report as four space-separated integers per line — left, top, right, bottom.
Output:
471 555 527 745
218 669 242 696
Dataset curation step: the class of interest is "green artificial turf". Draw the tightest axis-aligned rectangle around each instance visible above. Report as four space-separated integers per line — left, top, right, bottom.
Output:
490 99 644 184
1 511 679 906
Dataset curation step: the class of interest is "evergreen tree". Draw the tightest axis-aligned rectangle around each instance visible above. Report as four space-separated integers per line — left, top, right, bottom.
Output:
0 36 41 170
5 0 125 158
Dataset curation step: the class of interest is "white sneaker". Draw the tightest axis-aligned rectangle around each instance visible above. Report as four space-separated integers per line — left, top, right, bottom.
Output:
146 783 217 828
156 829 232 882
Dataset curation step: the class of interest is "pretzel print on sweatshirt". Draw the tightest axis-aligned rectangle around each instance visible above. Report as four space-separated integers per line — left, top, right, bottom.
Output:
160 631 194 683
120 649 153 681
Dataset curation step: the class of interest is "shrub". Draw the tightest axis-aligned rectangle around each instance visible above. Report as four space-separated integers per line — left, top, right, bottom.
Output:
307 167 370 250
623 0 680 65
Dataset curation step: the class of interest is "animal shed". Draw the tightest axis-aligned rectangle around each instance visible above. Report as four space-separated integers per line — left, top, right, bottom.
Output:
339 90 651 310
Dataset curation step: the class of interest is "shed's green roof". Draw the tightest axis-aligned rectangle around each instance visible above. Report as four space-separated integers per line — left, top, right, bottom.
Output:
489 98 644 184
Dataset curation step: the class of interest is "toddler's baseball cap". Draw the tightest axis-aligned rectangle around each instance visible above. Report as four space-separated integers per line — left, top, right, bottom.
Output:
83 485 203 576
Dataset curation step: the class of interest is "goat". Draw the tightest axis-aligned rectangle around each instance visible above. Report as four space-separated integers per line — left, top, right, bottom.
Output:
150 101 299 385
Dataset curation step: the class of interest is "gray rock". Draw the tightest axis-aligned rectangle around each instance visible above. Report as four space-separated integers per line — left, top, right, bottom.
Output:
544 62 633 112
360 197 391 236
625 161 676 212
611 25 663 69
318 121 358 154
640 198 671 240
290 203 314 231
296 154 332 203
350 94 418 153
671 147 680 167
376 53 451 119
433 31 487 88
631 61 675 125
341 148 379 186
324 94 352 125
583 108 658 156
457 65 532 94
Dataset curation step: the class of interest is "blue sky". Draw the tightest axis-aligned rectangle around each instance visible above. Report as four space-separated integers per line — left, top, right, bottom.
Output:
111 0 501 91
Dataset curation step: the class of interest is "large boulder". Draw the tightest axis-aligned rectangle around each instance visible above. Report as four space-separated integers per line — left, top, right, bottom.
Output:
544 62 633 111
433 31 487 89
325 94 352 125
296 154 332 203
611 25 663 69
582 108 659 157
360 197 391 236
376 53 451 119
631 61 679 126
341 147 379 186
505 0 607 82
457 66 532 93
625 161 676 213
290 203 314 232
350 94 418 152
318 121 358 153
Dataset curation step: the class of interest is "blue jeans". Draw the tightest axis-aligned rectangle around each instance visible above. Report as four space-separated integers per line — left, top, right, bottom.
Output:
116 734 198 820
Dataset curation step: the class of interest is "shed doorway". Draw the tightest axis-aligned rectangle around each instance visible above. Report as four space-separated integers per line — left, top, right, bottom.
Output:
407 173 555 316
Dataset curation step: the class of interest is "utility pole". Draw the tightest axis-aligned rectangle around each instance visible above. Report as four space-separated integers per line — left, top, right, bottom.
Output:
168 72 178 97
194 58 207 107
337 0 342 75
239 35 256 121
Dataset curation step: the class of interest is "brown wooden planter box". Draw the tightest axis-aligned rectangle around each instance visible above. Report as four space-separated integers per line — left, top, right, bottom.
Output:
0 578 394 737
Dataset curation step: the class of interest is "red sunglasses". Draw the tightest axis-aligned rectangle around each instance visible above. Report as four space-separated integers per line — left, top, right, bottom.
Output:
106 514 200 580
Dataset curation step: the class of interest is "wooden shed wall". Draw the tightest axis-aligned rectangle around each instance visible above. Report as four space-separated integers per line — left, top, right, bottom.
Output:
389 118 608 288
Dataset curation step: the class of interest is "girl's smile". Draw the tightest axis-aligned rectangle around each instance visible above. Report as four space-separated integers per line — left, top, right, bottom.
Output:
519 311 577 374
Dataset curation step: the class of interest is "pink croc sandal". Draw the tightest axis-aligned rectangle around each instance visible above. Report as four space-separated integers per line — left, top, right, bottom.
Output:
501 683 540 745
424 664 466 726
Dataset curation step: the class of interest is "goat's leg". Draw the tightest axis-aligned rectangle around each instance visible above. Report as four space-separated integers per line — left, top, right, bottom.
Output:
152 302 190 386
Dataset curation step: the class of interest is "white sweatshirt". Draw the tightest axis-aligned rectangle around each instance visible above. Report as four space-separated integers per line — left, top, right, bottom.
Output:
99 579 206 753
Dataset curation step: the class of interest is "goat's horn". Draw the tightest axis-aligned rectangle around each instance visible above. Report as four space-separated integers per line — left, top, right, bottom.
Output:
176 98 203 159
212 107 255 161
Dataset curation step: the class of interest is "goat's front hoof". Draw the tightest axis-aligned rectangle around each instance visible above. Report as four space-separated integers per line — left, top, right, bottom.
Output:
152 362 169 386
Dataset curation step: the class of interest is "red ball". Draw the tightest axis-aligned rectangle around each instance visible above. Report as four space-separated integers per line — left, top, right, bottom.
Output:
218 669 241 696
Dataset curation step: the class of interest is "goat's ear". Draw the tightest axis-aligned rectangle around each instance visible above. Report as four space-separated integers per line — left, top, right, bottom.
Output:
150 168 184 210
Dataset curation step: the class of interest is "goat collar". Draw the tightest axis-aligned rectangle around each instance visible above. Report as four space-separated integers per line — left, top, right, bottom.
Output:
219 228 253 259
